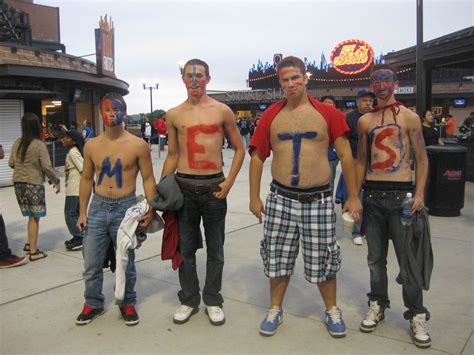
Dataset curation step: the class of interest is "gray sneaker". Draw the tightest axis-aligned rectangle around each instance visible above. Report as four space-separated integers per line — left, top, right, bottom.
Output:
360 300 385 332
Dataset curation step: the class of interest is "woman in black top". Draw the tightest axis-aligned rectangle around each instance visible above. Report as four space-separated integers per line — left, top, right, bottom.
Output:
421 110 443 147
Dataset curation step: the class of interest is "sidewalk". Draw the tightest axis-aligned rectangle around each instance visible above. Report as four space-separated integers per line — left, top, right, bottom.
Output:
0 147 472 354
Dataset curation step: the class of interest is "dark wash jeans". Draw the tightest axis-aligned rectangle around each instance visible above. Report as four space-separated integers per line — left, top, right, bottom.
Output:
363 186 429 318
177 189 227 308
64 196 83 239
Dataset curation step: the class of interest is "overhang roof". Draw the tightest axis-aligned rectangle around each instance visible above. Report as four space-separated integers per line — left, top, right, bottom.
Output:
383 26 474 69
0 64 129 95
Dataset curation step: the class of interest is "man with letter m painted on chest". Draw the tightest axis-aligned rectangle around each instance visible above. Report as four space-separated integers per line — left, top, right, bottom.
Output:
161 59 245 326
249 56 362 338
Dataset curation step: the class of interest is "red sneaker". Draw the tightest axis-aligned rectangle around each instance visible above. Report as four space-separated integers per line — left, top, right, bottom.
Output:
120 304 140 326
0 255 28 269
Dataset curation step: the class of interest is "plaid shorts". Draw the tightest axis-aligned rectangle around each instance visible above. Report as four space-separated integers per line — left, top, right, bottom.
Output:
261 188 341 283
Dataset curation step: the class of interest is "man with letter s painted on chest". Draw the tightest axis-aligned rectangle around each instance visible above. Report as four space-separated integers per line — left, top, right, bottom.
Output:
249 56 362 338
356 64 432 348
161 59 244 326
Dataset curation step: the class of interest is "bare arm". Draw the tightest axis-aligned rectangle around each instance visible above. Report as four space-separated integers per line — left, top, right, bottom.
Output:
214 106 245 198
334 135 362 221
161 110 179 178
137 139 157 229
355 118 369 193
77 142 95 230
408 114 429 213
249 150 265 223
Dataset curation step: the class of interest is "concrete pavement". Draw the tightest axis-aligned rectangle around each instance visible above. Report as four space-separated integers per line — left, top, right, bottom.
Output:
0 147 473 354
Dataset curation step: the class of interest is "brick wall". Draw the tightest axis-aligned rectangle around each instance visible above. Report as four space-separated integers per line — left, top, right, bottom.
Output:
0 45 97 74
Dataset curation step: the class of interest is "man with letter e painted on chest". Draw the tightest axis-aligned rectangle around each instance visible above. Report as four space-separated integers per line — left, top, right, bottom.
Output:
356 64 432 348
249 56 362 338
161 59 244 326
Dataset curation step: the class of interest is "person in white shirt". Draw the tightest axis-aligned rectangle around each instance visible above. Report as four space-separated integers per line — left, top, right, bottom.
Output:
61 129 85 251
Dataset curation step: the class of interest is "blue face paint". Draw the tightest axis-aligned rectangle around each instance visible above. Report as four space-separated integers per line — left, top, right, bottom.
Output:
278 131 318 186
98 156 123 188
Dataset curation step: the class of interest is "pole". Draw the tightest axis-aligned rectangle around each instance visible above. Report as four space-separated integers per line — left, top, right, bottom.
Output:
416 0 425 115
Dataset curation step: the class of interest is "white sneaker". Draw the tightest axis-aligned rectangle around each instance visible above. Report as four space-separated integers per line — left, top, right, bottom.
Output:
410 313 431 348
173 305 198 324
352 235 364 245
360 300 384 332
206 306 225 326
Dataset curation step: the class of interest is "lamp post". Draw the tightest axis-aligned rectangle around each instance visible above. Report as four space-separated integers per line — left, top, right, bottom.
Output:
142 80 159 157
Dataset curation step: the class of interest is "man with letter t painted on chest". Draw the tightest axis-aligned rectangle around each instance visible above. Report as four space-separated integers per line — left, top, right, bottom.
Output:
356 64 432 348
161 59 244 326
249 56 362 338
75 93 157 326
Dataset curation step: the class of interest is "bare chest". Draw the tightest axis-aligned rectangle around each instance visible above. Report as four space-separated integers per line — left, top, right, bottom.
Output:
270 109 329 147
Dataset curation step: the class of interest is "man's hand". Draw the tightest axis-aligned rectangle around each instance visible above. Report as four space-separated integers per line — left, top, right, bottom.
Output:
411 195 424 214
54 183 60 194
249 197 265 223
342 196 363 223
213 179 232 199
77 214 87 231
137 208 155 230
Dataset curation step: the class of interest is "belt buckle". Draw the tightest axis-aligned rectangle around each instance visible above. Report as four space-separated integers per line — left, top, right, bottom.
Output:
298 193 316 203
193 185 203 193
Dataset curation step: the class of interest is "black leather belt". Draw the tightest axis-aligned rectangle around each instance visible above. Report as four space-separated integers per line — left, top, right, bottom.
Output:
177 180 222 193
270 186 331 203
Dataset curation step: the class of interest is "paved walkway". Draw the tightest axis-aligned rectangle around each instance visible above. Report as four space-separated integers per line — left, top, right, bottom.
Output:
0 147 472 354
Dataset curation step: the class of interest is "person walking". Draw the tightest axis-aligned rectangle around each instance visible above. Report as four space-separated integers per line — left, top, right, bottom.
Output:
61 129 85 251
8 113 60 261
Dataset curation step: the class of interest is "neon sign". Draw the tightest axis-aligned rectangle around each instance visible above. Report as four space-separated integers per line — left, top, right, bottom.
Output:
330 39 374 75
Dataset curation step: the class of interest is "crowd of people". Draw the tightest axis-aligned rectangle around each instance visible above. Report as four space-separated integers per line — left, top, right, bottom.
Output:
0 56 440 349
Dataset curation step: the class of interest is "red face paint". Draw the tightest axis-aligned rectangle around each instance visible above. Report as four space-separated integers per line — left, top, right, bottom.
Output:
278 67 306 98
183 65 208 97
187 124 219 169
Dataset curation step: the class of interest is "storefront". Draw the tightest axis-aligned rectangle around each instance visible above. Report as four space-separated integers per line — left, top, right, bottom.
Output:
0 0 128 186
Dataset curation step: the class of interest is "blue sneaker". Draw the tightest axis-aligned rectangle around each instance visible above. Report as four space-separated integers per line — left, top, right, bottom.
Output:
325 306 346 338
259 307 283 336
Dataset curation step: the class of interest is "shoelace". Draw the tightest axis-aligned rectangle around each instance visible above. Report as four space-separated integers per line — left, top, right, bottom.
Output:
82 305 93 315
121 305 135 316
366 304 380 322
265 308 281 323
208 307 222 316
412 317 428 336
177 306 192 316
328 309 342 324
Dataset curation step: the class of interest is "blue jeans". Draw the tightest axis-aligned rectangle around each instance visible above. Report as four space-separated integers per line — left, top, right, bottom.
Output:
159 136 166 151
363 188 428 317
82 194 137 308
64 196 83 239
177 190 227 308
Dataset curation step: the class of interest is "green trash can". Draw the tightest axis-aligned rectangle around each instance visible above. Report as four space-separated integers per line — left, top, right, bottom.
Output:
425 145 467 217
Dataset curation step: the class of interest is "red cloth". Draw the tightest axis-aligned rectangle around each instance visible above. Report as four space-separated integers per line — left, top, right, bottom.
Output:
161 210 183 270
249 95 349 161
157 119 167 135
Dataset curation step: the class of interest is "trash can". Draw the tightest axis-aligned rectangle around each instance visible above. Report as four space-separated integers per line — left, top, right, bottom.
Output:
425 145 467 217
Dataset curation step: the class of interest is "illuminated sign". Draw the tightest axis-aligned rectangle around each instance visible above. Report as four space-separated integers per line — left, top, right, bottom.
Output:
330 39 374 75
95 15 115 78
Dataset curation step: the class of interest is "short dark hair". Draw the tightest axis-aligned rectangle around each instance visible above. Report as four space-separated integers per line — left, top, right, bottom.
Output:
183 58 210 77
101 92 127 113
321 95 336 104
370 64 398 81
276 56 306 77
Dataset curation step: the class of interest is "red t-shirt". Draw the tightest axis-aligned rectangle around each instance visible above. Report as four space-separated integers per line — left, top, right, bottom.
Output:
249 95 349 161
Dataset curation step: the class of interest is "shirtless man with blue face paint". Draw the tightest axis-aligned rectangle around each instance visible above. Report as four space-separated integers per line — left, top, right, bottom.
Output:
75 93 156 327
249 56 362 339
